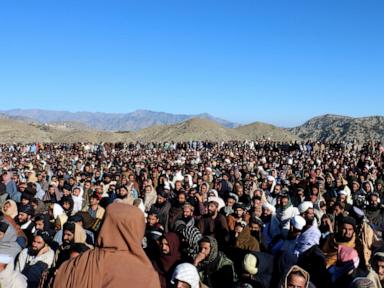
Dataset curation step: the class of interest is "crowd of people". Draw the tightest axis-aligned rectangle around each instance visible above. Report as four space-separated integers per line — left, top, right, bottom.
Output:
0 140 383 288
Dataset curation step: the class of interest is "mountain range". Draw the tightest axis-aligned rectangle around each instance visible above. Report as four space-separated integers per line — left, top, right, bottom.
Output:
1 109 239 131
0 109 382 143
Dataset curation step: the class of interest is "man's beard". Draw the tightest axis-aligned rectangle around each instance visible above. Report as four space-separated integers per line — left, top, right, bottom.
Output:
17 219 27 225
117 193 127 200
176 201 185 208
367 204 381 212
63 239 73 246
28 246 42 256
337 233 354 243
182 216 192 223
208 210 217 217
261 214 271 223
306 217 314 226
341 235 353 242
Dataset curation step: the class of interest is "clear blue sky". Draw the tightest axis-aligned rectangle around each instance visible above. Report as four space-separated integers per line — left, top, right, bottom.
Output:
0 0 383 127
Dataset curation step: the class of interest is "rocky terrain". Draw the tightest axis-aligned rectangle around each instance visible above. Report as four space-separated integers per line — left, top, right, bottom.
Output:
0 113 382 143
288 114 384 142
0 117 295 143
0 109 238 131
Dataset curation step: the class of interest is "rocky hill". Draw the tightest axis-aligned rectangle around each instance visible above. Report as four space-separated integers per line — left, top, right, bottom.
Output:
0 117 295 143
288 114 384 142
0 113 382 143
0 117 133 143
0 109 239 131
236 122 300 141
134 118 240 142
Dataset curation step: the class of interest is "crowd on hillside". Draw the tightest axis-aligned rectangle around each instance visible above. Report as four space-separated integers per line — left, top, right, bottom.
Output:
0 140 384 288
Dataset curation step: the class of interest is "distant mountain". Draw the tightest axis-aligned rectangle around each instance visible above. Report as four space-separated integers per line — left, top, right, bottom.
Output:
1 109 239 131
288 114 384 142
0 117 296 143
1 111 383 143
236 122 299 141
0 117 132 143
134 118 240 142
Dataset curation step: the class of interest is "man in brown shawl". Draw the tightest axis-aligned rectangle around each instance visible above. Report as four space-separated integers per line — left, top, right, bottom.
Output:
53 203 160 288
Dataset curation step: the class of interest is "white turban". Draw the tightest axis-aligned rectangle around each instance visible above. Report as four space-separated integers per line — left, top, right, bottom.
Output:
298 201 313 214
262 202 276 214
291 215 306 231
208 196 225 211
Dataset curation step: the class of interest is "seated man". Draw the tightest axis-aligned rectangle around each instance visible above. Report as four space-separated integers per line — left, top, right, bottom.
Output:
281 265 312 288
0 253 27 288
16 231 54 288
368 251 384 287
193 236 236 288
16 205 35 243
321 216 357 268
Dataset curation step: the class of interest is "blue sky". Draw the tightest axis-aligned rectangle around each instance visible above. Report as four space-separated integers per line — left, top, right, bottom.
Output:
0 0 383 127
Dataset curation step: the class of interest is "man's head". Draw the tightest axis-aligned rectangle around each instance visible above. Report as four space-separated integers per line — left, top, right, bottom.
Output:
20 194 32 206
144 185 152 194
234 221 246 237
273 184 281 195
287 270 307 288
63 222 76 244
262 203 275 218
30 231 49 256
182 204 194 220
34 214 46 231
72 187 81 197
290 215 306 237
234 204 245 218
226 197 236 208
340 217 356 242
333 202 345 216
280 195 290 207
157 194 167 204
251 196 262 208
249 218 263 235
160 237 170 255
63 184 72 197
103 174 111 184
175 181 183 191
372 253 384 283
199 239 211 258
208 201 219 216
299 201 315 226
117 186 129 199
89 193 101 206
84 181 91 191
177 192 187 205
17 205 34 225
369 193 380 209
147 212 159 226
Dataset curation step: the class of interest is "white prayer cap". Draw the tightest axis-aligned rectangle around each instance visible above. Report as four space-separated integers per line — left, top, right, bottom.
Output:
262 202 276 214
291 215 306 231
298 201 313 214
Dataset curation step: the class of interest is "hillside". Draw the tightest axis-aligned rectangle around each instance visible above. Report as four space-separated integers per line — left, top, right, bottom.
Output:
134 118 240 142
236 122 300 141
288 114 384 142
1 109 239 131
0 113 383 143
